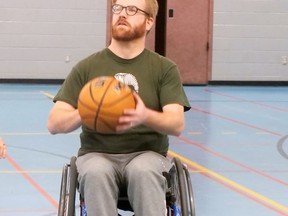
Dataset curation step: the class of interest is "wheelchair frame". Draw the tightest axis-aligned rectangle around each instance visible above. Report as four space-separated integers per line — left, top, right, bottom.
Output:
58 156 195 216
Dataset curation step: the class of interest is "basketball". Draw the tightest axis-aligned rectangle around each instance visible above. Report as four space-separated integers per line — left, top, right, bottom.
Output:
78 76 136 133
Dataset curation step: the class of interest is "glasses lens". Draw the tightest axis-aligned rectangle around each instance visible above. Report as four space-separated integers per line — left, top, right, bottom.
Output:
112 4 122 14
126 6 137 15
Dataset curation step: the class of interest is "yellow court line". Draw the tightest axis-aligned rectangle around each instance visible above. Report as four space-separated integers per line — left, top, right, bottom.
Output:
168 150 288 213
40 91 54 100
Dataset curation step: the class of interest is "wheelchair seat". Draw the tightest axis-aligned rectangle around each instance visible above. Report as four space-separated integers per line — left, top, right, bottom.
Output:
58 156 195 216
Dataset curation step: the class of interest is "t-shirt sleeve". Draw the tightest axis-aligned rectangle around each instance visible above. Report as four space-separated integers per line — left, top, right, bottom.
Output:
160 62 191 112
53 66 85 108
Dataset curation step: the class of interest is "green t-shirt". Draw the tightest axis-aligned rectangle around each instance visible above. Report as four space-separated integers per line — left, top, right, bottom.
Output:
54 48 190 156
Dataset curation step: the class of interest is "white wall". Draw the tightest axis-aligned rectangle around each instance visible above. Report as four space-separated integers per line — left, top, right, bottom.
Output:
0 0 107 79
212 0 288 81
1 0 288 81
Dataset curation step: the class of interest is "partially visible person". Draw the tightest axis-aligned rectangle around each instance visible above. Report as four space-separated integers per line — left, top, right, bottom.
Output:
0 137 7 159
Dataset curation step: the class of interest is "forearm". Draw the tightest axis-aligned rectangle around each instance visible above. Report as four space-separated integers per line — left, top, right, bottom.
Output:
143 107 184 136
47 102 82 134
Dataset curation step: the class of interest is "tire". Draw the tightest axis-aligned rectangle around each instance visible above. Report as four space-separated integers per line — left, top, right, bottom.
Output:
172 157 189 216
67 156 78 216
58 164 68 216
183 164 195 216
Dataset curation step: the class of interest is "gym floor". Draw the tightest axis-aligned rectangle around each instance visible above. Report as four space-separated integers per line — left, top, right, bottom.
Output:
0 84 287 216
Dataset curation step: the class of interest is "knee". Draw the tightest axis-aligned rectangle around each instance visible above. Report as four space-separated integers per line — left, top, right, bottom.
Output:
81 165 113 183
126 160 160 185
126 152 169 178
125 153 170 189
78 164 116 199
77 154 115 183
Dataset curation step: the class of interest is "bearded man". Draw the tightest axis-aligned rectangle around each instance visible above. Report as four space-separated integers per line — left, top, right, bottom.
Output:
47 0 190 215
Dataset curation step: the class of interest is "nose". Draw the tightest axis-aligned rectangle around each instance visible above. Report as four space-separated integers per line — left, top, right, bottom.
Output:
118 7 128 17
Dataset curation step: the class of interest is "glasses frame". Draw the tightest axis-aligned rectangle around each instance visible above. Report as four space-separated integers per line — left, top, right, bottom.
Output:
112 4 150 17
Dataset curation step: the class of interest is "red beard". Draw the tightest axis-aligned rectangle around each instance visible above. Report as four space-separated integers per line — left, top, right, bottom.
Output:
112 18 146 41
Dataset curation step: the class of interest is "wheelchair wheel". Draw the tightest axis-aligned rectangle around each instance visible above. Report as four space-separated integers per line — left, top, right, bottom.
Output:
58 156 78 216
171 157 189 216
171 157 195 216
58 161 68 216
183 162 195 216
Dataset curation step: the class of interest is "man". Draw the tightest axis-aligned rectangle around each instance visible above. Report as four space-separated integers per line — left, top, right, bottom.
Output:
0 138 7 159
47 0 190 215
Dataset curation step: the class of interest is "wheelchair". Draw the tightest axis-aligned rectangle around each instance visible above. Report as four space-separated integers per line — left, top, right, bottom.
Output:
58 155 195 216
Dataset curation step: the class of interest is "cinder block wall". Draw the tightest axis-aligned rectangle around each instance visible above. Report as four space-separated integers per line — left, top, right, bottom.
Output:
212 0 288 81
0 0 107 79
1 0 287 81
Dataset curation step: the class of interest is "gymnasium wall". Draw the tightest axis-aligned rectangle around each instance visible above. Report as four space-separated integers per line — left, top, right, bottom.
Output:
1 0 288 81
212 0 288 81
0 0 107 80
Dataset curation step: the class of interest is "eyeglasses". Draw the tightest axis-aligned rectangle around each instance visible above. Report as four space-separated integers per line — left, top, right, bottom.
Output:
112 4 150 16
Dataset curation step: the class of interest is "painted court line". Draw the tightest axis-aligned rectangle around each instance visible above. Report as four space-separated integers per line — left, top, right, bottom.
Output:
204 89 288 113
177 136 288 186
168 150 288 215
40 91 54 100
6 154 58 209
0 170 61 174
190 106 283 136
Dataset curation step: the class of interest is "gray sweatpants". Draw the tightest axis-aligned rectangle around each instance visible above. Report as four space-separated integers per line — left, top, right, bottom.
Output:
76 151 171 216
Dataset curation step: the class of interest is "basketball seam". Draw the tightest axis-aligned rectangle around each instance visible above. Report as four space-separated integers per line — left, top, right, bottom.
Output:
92 78 115 132
100 92 135 107
78 98 99 111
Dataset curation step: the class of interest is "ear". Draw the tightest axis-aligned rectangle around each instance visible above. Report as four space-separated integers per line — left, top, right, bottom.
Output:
146 16 154 32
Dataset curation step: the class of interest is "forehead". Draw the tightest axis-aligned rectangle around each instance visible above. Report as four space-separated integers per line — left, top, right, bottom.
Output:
115 0 146 8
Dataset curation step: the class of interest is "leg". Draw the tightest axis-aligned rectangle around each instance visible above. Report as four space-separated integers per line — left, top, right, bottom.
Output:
124 151 171 216
76 152 119 216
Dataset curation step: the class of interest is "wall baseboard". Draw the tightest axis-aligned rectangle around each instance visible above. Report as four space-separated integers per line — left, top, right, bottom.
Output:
1 79 287 86
208 80 288 86
0 79 65 85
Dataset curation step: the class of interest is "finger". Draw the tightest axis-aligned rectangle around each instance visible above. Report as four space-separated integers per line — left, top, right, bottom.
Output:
133 92 141 103
116 122 134 132
0 148 3 159
3 145 6 158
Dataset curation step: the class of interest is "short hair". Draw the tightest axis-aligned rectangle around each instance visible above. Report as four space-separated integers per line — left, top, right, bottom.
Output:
112 0 159 20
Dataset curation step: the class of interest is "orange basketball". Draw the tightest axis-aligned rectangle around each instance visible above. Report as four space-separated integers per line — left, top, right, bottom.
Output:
78 76 136 133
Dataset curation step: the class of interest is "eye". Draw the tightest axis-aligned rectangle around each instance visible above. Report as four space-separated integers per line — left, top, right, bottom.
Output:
127 6 137 14
113 4 122 13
